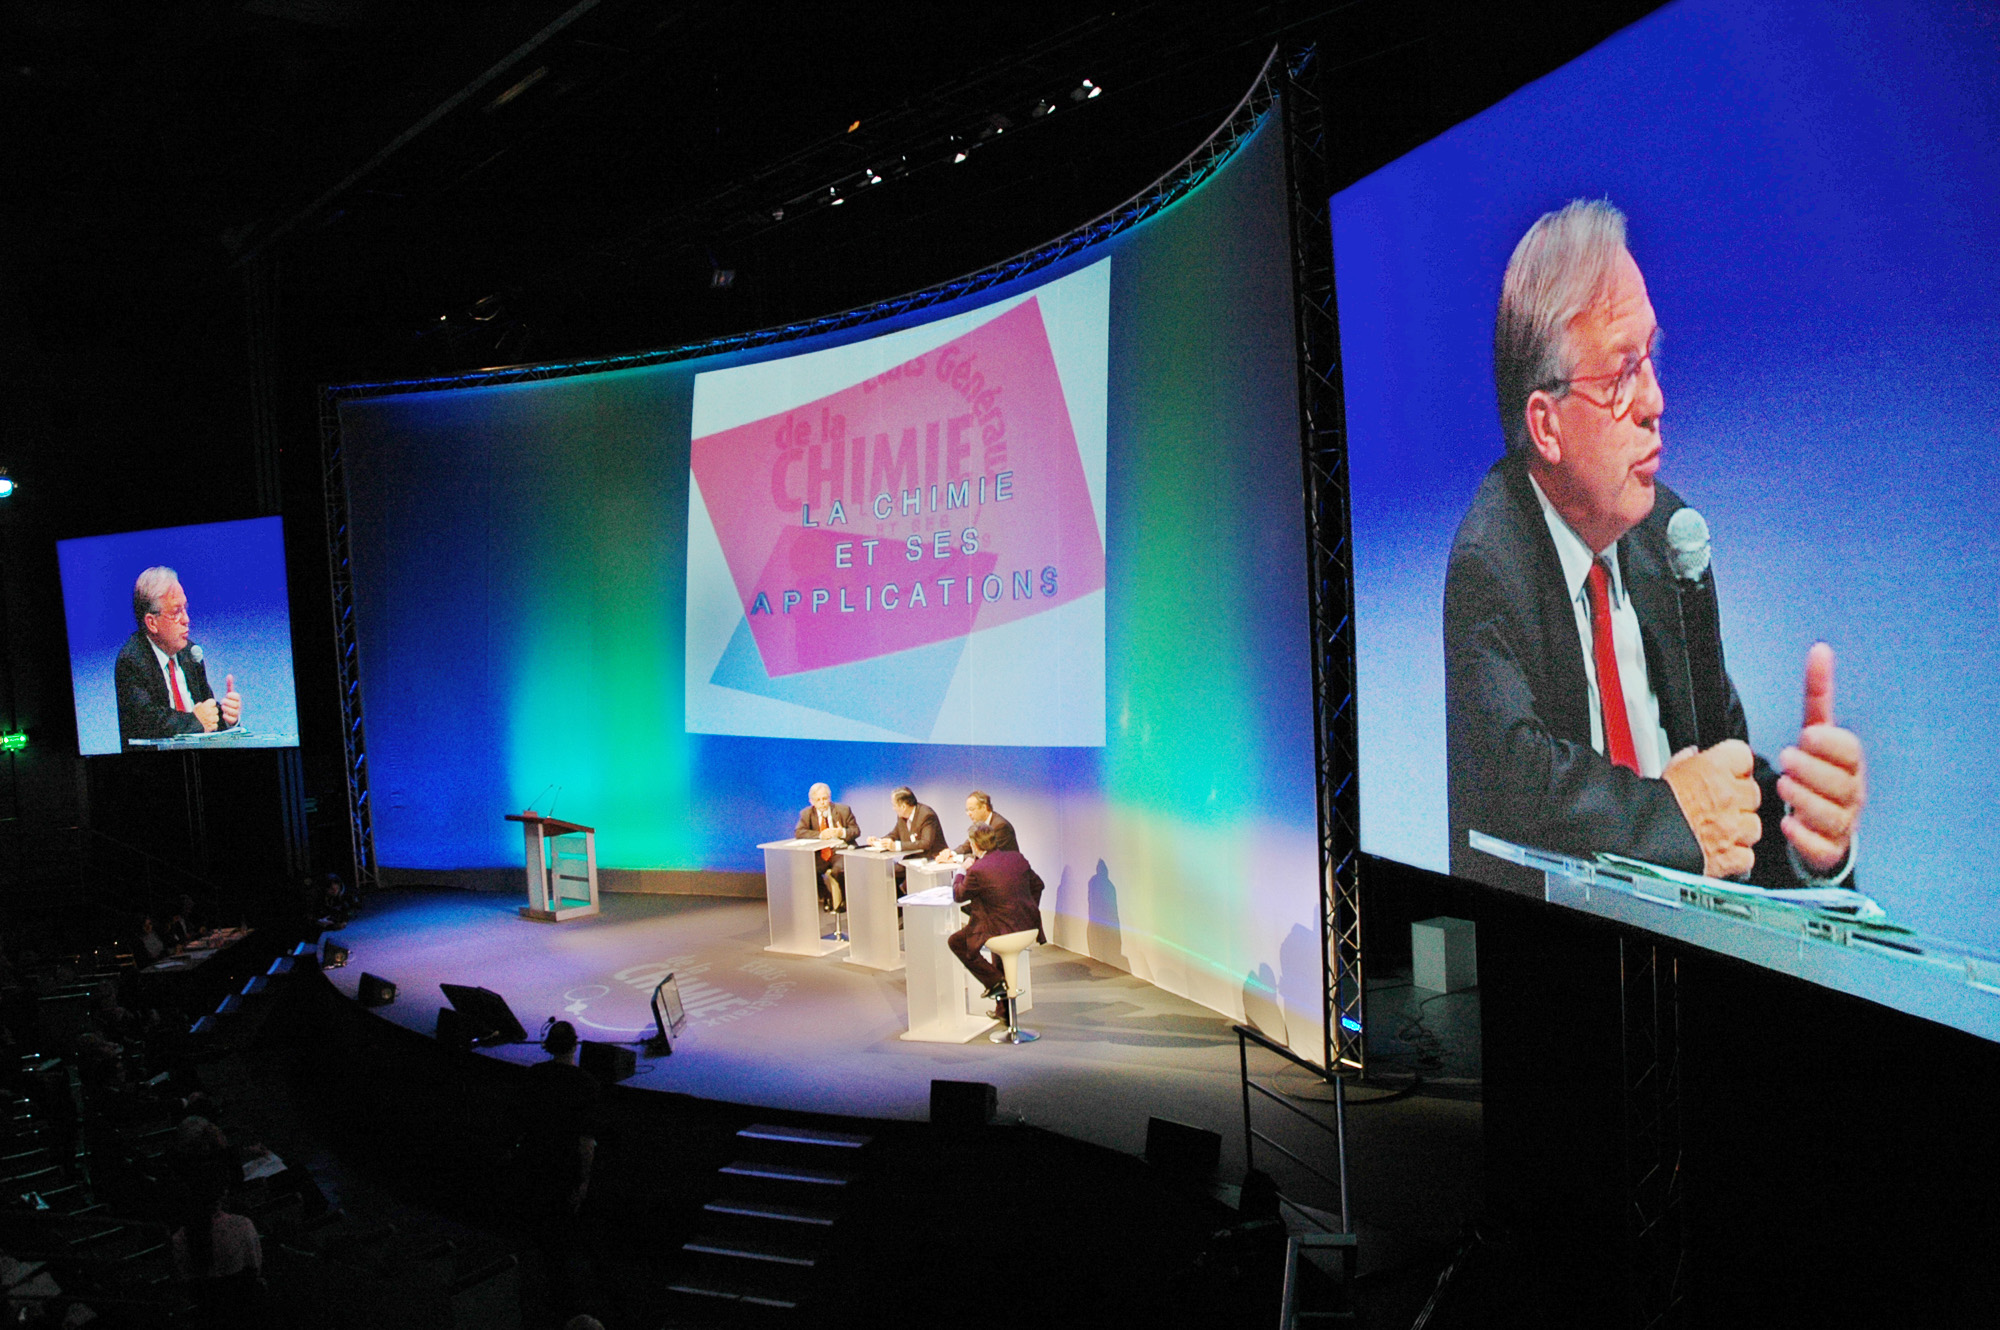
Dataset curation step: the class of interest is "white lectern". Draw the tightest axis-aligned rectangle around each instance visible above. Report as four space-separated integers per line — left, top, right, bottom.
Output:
898 876 1034 1044
839 847 906 972
505 813 599 922
757 839 850 958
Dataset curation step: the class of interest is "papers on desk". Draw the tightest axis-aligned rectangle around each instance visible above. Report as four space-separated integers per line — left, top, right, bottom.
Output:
900 885 957 906
242 1149 287 1182
1595 853 1892 924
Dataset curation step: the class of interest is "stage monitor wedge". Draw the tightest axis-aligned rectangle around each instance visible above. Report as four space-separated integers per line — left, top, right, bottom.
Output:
439 983 528 1046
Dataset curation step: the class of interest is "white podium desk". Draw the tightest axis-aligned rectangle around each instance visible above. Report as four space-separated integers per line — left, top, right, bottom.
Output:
757 838 850 958
898 877 1033 1044
838 847 908 972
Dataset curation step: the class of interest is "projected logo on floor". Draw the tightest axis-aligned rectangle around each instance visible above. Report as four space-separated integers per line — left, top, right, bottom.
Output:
685 260 1109 745
557 956 796 1036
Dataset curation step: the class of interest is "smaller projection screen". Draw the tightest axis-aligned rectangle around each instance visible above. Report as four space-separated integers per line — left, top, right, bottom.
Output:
1337 0 2000 1040
58 516 301 755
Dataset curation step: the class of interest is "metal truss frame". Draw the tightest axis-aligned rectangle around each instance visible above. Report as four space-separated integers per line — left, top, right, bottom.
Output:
319 392 379 897
317 45 1289 913
1620 937 1687 1327
315 47 1371 1078
321 46 1285 405
1280 46 1365 1074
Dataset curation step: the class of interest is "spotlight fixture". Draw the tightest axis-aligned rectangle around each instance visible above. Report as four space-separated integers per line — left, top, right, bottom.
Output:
0 469 13 498
953 150 969 164
867 169 883 185
830 189 844 206
770 206 785 221
1032 98 1053 118
1085 78 1101 98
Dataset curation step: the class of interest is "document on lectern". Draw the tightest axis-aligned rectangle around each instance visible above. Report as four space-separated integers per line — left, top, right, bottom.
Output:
1470 830 2000 1044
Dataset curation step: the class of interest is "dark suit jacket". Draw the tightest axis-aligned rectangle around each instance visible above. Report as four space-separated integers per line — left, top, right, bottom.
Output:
1443 454 1817 895
114 630 229 748
953 850 1047 946
794 802 860 845
886 804 945 858
953 810 1018 859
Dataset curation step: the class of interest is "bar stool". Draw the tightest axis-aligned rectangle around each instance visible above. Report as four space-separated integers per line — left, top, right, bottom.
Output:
985 930 1039 1044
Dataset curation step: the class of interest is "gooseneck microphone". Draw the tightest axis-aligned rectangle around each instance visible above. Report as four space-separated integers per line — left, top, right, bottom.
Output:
1667 507 1730 750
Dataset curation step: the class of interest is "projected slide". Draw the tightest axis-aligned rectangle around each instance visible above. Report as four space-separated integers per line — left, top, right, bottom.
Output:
1337 0 2000 1038
686 260 1109 746
58 516 301 755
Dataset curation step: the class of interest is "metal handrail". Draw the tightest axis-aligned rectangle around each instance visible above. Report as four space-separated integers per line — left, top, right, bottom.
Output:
1235 1024 1350 1232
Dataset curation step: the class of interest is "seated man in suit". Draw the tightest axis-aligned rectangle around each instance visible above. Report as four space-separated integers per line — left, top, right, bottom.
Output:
793 783 859 913
115 566 244 748
1445 199 1865 893
948 825 1047 1019
868 787 945 893
938 790 1017 864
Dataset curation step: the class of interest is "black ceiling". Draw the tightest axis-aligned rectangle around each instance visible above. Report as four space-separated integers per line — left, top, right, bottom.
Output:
0 0 1667 525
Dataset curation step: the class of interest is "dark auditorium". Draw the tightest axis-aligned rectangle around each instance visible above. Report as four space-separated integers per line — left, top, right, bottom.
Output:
2 2 1996 1326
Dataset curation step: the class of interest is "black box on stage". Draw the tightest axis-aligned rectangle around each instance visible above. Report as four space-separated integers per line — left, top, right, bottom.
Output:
358 973 397 1007
930 1079 998 1128
580 1040 636 1084
439 983 527 1045
1145 1116 1222 1179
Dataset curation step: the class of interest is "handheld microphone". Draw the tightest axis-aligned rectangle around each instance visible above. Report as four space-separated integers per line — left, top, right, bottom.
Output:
1667 507 1730 750
188 644 204 665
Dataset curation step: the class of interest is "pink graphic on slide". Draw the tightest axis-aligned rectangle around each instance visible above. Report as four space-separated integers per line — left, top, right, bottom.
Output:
691 297 1105 677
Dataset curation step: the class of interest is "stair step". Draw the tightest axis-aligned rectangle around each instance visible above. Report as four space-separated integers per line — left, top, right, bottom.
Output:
737 1123 870 1150
683 1235 818 1267
668 1277 799 1310
704 1198 838 1227
719 1160 855 1186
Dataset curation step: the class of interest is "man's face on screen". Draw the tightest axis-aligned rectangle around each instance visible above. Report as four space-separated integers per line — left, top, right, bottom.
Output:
1535 248 1665 552
145 584 191 654
810 789 831 815
965 797 987 824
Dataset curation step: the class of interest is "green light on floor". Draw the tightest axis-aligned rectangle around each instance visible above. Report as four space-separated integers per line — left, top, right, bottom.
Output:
0 732 24 753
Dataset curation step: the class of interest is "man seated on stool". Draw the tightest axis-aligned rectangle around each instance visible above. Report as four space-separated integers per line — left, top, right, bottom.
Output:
937 790 1018 864
793 782 859 913
869 786 945 893
948 825 1047 1021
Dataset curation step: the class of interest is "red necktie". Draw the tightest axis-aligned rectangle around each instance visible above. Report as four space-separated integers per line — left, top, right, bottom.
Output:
1587 561 1639 772
166 657 188 712
819 811 833 862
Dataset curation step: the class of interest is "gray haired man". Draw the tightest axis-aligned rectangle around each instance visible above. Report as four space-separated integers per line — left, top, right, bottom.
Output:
792 783 859 912
1444 199 1864 894
114 566 243 747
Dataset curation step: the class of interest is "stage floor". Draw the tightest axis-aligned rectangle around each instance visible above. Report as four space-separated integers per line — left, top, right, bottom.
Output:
323 888 1477 1248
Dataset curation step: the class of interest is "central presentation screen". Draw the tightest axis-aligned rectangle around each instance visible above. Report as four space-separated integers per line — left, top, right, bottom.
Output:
1336 0 2000 1040
333 112 1327 1057
686 265 1108 745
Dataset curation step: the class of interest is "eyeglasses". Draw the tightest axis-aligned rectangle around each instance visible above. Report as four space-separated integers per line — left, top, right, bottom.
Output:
148 604 190 623
1542 328 1661 421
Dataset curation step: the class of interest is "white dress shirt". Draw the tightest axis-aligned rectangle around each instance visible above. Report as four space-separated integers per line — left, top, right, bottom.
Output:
1529 474 1673 778
146 638 193 713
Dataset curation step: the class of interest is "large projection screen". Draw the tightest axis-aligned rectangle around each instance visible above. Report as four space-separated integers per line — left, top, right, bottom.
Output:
334 114 1325 1055
1337 0 2000 1040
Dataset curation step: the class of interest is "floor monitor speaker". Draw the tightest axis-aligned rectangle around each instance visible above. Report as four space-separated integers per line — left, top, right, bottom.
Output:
580 1040 637 1083
930 1079 998 1128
